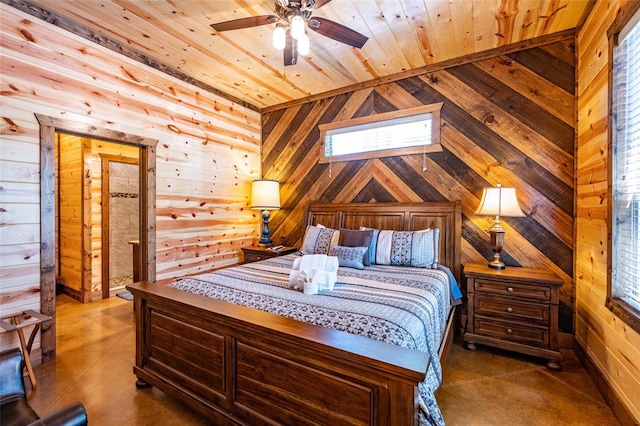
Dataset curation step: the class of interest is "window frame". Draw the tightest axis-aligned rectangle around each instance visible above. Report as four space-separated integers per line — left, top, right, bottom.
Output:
318 103 443 164
606 0 640 334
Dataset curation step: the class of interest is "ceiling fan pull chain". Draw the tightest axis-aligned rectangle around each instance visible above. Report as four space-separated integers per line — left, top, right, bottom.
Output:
423 143 427 172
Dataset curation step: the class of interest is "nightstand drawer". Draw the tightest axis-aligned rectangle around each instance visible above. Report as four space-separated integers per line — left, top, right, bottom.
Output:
475 294 549 323
475 279 551 301
242 247 297 264
474 315 549 348
244 253 271 263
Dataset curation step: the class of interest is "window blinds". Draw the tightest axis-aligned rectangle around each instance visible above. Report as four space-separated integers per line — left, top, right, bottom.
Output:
324 114 433 157
613 15 640 312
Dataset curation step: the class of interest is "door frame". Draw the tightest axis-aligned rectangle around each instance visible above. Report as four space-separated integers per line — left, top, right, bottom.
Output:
37 113 157 362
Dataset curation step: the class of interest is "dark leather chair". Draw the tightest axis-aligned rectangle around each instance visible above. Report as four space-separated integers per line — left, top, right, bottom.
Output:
0 348 88 426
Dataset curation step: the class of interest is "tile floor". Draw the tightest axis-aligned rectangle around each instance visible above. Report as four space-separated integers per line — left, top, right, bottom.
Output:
27 295 620 425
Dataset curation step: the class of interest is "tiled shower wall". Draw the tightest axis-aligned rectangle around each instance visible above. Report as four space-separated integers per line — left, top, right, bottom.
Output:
109 162 139 289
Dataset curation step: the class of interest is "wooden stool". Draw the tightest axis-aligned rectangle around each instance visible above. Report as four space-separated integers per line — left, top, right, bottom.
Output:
0 310 52 390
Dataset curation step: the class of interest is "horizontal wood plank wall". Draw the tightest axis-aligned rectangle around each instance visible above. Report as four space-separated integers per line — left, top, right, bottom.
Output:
263 38 576 332
576 0 640 422
0 2 261 353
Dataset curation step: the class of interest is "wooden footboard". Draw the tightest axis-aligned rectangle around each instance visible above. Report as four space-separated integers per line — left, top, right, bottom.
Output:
129 281 430 426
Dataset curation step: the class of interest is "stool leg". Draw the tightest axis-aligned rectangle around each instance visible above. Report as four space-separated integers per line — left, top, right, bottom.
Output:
14 323 37 390
26 323 41 354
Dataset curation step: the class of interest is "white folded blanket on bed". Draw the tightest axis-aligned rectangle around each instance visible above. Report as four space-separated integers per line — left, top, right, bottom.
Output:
296 254 339 272
289 254 338 293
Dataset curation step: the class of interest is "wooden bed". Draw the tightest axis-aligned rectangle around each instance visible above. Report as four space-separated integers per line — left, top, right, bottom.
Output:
127 201 461 426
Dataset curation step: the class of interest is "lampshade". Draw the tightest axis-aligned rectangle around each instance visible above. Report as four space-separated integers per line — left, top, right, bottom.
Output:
291 15 305 40
272 24 286 50
251 179 280 210
298 32 310 56
475 185 524 218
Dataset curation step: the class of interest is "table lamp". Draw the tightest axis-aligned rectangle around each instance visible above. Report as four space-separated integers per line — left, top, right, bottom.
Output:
251 179 280 246
475 184 525 269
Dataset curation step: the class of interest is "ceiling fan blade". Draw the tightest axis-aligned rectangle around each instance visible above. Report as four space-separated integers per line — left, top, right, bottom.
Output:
283 31 298 66
211 15 278 32
309 17 368 48
312 0 332 9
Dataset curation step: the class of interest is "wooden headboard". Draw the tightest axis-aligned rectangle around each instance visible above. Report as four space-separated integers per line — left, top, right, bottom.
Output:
305 202 462 282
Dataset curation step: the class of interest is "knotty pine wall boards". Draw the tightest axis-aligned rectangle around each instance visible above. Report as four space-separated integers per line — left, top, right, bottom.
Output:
0 4 261 359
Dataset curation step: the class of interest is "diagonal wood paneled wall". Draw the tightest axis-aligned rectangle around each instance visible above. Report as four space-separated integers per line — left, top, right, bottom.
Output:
263 38 575 332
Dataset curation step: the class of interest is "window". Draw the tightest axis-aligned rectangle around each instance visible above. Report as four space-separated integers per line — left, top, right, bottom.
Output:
318 103 443 164
608 2 640 333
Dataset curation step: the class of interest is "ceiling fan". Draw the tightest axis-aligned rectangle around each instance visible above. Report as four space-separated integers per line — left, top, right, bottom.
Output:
210 0 368 66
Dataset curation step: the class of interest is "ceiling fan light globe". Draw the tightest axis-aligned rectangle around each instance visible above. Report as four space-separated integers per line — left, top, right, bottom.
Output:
298 33 310 55
273 24 286 50
291 15 305 40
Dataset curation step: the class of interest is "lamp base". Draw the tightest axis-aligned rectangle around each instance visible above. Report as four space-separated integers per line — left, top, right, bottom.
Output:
258 209 273 246
488 227 506 270
488 260 506 270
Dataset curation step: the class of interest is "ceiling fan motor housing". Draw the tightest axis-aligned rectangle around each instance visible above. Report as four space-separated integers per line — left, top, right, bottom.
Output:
280 1 316 11
276 4 313 23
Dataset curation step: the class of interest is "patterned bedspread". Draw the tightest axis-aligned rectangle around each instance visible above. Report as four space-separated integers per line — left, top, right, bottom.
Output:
171 253 453 426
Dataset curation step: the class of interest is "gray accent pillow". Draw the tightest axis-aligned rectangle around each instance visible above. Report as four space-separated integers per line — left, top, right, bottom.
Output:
328 245 368 270
338 229 374 266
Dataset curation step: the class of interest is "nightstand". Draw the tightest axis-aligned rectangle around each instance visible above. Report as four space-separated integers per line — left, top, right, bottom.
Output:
462 263 564 370
241 246 297 263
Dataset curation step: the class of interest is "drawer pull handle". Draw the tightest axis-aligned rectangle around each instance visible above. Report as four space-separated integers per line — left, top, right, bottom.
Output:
506 328 513 334
507 287 514 292
506 307 513 313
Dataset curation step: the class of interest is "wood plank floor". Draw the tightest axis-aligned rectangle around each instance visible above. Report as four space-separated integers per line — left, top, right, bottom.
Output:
26 295 619 425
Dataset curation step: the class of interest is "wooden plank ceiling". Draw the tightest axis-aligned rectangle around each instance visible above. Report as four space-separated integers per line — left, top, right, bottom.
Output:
17 0 589 110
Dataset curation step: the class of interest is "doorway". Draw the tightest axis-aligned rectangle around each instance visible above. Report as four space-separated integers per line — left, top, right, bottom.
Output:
101 155 141 299
56 135 142 302
37 114 157 361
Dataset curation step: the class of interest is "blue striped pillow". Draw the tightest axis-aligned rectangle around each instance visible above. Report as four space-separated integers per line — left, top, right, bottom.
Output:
360 227 440 268
301 225 340 255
